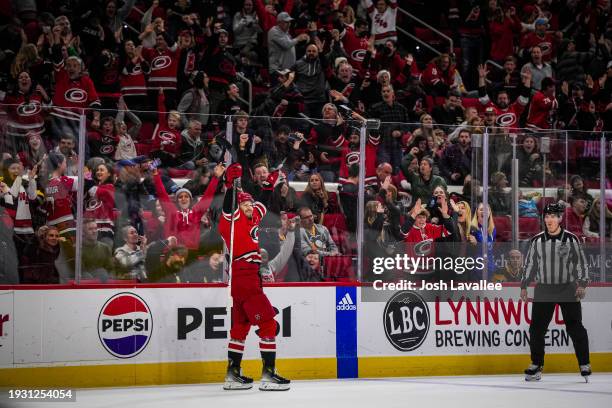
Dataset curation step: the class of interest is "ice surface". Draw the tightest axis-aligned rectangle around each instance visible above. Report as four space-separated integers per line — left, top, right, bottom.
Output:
30 374 612 408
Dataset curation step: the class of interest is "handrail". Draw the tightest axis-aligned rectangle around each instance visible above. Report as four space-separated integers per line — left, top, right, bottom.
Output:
485 59 503 71
397 27 441 56
397 8 454 54
236 72 252 114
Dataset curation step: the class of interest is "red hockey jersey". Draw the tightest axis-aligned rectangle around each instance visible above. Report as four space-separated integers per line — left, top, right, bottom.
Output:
520 32 556 62
219 198 266 270
84 183 116 236
120 57 149 96
527 91 557 130
478 94 529 131
45 175 77 227
2 92 46 138
338 134 379 184
153 173 219 250
51 67 101 121
404 222 450 275
143 46 180 91
341 26 369 71
151 93 181 156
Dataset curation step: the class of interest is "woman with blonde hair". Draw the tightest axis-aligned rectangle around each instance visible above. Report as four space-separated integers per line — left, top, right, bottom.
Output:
471 203 496 277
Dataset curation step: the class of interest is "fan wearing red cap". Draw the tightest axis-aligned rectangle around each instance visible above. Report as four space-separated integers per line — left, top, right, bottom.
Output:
218 163 291 391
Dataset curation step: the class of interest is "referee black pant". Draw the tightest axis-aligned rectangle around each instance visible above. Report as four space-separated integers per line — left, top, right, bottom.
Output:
529 284 590 366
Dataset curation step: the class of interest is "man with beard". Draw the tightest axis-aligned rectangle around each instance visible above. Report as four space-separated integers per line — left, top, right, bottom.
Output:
440 129 471 185
306 103 346 182
478 64 532 132
146 236 188 283
369 84 409 173
292 43 329 118
431 90 465 133
329 62 363 109
338 127 379 185
219 163 290 391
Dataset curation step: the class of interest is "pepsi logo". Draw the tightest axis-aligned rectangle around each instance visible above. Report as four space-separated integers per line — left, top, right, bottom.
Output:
351 49 366 62
98 293 153 359
152 55 171 70
497 112 517 127
17 102 42 116
64 88 88 103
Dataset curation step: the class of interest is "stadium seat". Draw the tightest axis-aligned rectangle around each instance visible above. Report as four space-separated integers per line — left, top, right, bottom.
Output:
493 216 512 242
518 217 541 240
323 255 355 281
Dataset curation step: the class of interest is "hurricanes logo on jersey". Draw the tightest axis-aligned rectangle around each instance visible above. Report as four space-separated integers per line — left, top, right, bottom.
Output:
351 49 366 62
497 112 517 127
158 131 176 142
64 89 88 103
414 239 433 257
152 56 171 70
17 102 42 116
250 226 260 243
346 151 360 166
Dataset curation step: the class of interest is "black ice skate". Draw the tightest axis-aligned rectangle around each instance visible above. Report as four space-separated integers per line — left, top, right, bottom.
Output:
580 364 592 383
524 364 543 381
259 366 291 391
223 365 253 390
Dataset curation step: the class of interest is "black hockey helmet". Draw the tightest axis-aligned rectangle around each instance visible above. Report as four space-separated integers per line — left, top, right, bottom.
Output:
543 203 564 215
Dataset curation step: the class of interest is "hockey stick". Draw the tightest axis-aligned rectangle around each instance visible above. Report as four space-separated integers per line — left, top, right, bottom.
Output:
227 178 240 307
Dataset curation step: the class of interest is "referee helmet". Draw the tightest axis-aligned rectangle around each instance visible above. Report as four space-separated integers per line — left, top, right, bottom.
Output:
543 203 564 215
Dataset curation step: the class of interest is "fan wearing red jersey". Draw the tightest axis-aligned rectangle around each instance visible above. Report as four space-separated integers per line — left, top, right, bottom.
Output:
477 65 532 132
151 89 182 167
142 31 180 109
527 77 558 130
50 49 101 135
219 163 290 391
151 163 224 253
1 71 50 142
339 128 379 185
44 151 78 240
402 197 456 278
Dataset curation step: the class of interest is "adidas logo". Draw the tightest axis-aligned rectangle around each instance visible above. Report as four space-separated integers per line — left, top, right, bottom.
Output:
336 293 357 311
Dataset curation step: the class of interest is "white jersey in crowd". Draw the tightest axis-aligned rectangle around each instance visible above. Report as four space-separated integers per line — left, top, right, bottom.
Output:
363 0 398 45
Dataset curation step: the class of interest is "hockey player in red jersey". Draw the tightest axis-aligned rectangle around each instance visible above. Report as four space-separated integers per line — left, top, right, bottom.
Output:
218 163 290 391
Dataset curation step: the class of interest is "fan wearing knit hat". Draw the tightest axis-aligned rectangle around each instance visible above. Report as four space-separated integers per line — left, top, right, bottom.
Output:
151 164 225 252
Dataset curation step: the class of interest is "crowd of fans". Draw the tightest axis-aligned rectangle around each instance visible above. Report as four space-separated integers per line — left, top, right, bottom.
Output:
0 0 611 284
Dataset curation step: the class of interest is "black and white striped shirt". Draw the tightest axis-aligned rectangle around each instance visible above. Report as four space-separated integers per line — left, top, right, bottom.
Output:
521 229 589 289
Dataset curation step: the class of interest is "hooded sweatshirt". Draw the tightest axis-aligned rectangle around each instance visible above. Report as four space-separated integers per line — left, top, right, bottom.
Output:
153 172 219 250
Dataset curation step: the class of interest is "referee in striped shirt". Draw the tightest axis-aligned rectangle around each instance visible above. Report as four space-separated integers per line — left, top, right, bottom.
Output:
520 203 591 381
